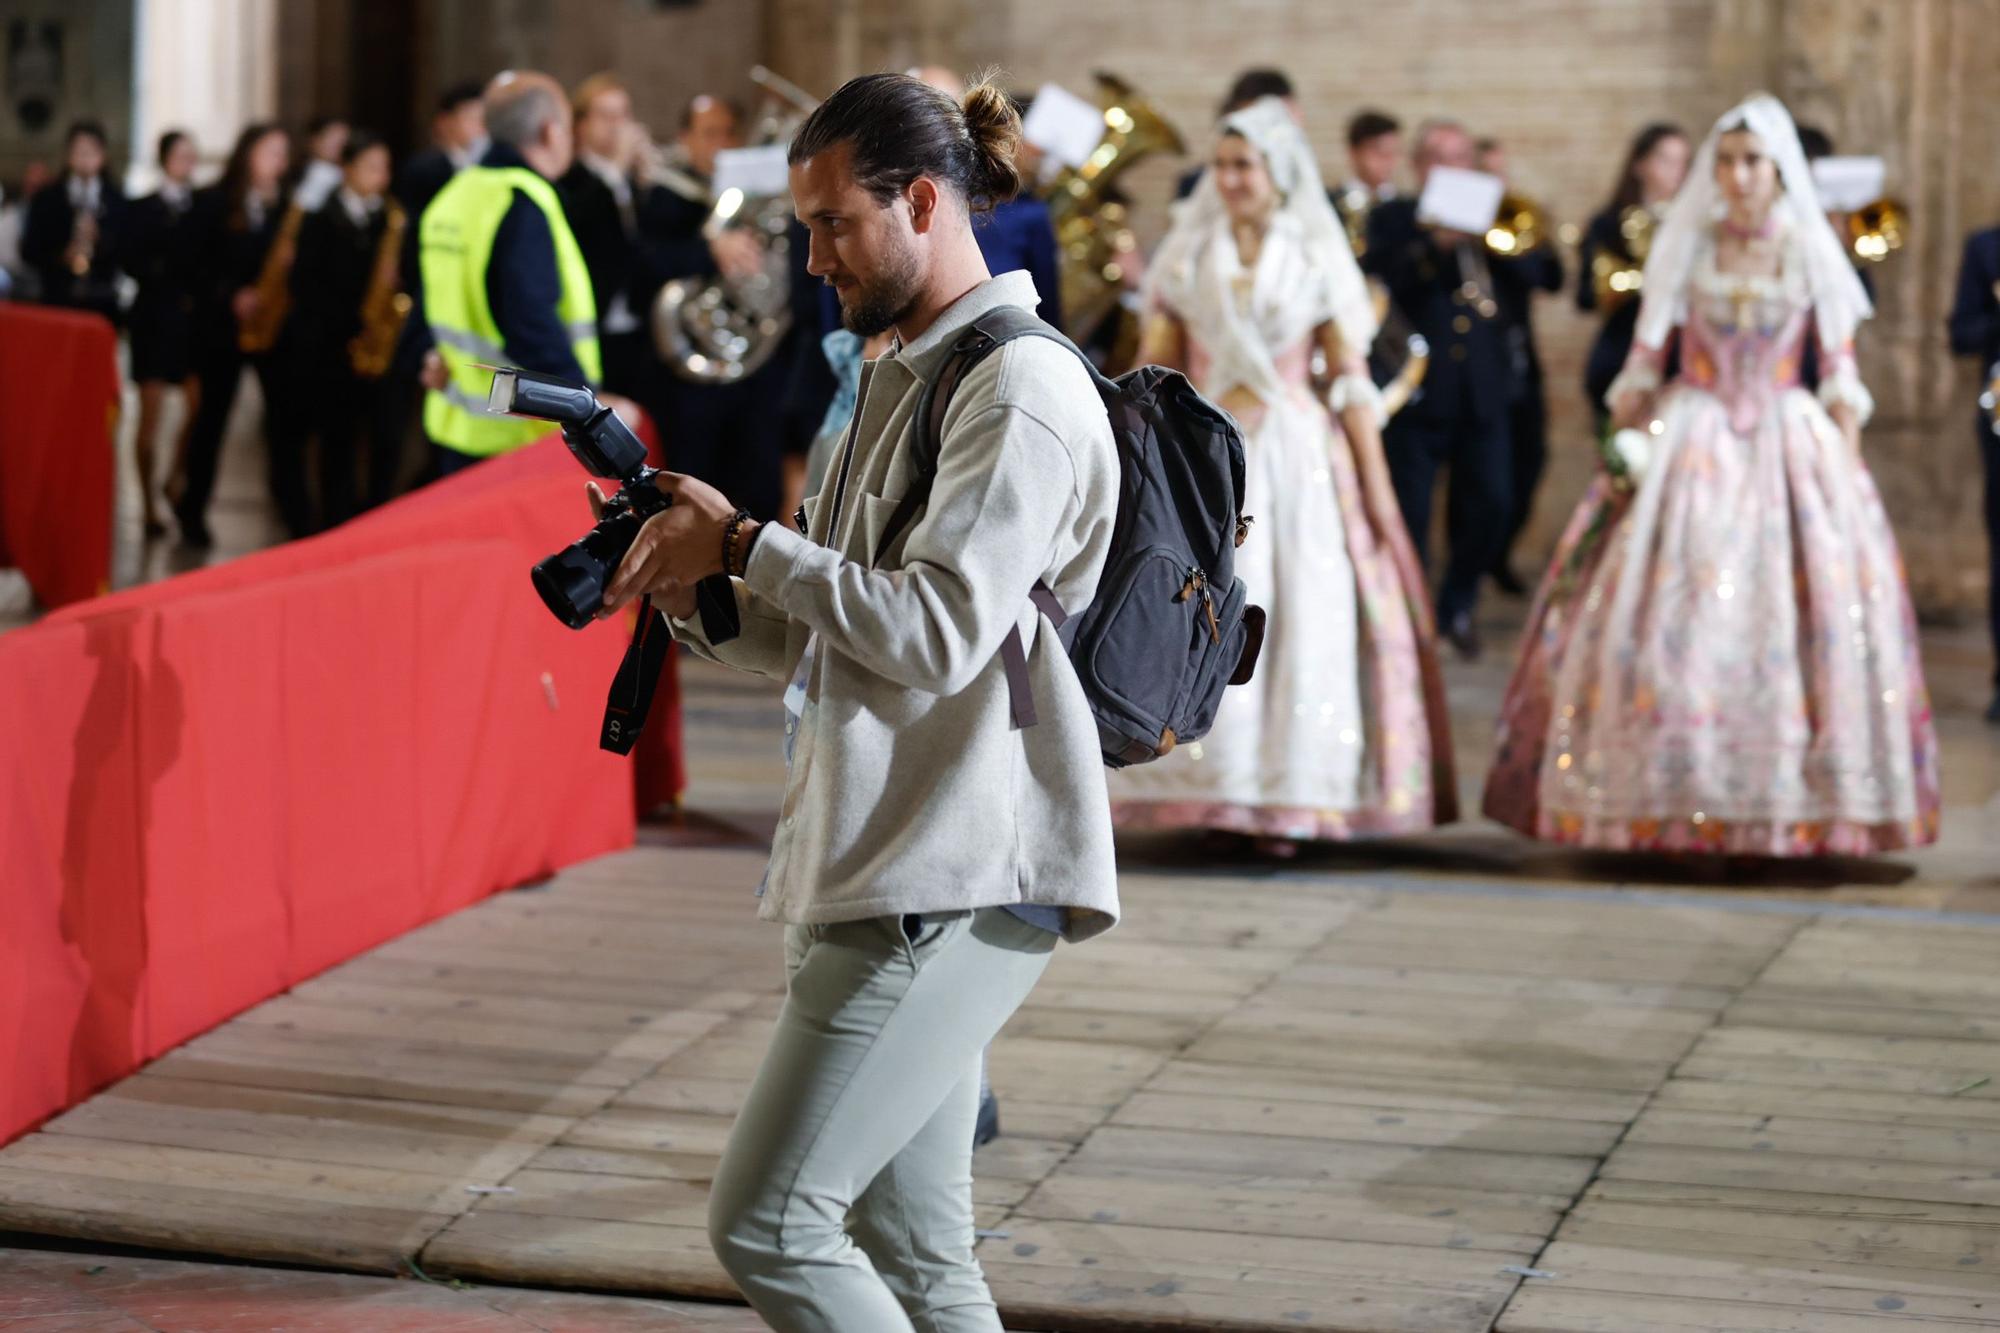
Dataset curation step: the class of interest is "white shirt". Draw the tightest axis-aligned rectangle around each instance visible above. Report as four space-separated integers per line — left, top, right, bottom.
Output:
336 185 378 229
294 158 343 213
67 175 103 213
159 181 192 213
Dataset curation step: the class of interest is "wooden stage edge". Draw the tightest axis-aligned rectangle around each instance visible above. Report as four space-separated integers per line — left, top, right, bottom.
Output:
4 843 2000 1333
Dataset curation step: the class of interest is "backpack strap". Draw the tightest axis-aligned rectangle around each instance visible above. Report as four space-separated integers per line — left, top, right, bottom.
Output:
871 305 1091 729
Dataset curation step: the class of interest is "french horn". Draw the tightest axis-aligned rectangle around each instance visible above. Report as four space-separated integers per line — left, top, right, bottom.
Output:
1484 192 1548 258
1590 203 1658 313
1846 196 1908 265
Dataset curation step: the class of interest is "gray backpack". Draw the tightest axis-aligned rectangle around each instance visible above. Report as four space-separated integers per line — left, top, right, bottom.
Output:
873 307 1264 767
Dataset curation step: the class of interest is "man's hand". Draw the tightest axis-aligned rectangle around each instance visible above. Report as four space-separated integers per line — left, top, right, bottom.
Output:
586 481 698 620
596 471 747 619
419 349 448 391
709 229 765 282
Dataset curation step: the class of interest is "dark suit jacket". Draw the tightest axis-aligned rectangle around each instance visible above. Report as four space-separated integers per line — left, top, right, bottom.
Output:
393 146 460 291
1949 225 2000 370
1491 232 1562 396
558 162 667 331
641 180 723 282
1575 205 1644 411
123 189 202 371
288 197 388 372
21 174 128 320
1364 197 1518 428
186 183 286 351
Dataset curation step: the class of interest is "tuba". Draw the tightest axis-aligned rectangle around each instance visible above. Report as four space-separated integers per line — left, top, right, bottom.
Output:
1846 196 1908 264
651 67 816 384
348 199 412 379
1042 72 1185 355
239 202 304 354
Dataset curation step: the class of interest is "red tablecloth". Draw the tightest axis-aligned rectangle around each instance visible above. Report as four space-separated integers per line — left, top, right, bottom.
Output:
2 437 686 1143
0 304 119 608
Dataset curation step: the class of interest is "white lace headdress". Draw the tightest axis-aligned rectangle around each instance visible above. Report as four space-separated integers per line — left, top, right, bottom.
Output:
1150 96 1378 361
1634 92 1872 352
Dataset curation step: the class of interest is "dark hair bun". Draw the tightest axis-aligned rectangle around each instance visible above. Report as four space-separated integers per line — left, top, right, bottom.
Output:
960 78 1024 206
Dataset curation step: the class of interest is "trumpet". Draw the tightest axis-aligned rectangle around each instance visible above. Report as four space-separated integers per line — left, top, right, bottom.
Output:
1846 196 1908 264
1484 192 1548 257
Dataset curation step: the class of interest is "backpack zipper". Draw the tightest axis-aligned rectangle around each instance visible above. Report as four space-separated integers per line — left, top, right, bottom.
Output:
1176 566 1222 645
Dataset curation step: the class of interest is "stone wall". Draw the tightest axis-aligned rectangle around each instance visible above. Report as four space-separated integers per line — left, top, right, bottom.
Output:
768 0 2000 617
0 0 135 188
215 0 2000 616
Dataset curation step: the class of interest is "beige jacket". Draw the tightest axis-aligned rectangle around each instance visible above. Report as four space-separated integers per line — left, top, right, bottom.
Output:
671 272 1121 940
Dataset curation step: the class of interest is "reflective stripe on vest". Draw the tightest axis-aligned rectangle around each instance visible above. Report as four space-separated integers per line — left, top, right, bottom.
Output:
420 165 603 457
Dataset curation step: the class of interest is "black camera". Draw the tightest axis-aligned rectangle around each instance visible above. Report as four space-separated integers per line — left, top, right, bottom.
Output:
490 368 672 629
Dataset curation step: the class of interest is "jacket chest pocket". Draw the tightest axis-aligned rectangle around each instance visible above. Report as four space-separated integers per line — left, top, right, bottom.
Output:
856 492 903 566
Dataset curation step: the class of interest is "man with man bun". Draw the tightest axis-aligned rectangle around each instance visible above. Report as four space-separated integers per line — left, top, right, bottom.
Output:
588 71 1121 1330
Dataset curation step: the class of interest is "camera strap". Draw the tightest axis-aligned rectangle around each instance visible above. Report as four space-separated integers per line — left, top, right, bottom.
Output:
600 595 671 755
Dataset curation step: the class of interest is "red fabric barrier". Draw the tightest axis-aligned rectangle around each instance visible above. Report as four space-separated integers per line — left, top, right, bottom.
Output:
0 304 119 608
2 439 686 1143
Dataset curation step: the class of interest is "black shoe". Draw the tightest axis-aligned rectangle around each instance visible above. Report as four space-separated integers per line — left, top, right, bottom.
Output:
175 513 213 550
974 1089 1001 1148
1491 564 1529 597
1444 612 1481 662
1986 694 2000 726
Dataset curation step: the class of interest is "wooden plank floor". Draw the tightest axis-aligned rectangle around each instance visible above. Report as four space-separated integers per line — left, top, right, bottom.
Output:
1499 914 2000 1333
9 833 2000 1331
9 648 2000 1331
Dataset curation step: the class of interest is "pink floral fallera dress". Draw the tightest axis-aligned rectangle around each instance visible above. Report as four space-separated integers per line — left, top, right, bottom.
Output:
1484 236 1940 855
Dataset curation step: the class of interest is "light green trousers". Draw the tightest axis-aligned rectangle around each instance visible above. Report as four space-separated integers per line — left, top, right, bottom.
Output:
707 907 1054 1332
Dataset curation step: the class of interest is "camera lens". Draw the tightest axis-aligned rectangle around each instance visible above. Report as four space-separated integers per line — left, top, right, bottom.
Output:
531 508 644 629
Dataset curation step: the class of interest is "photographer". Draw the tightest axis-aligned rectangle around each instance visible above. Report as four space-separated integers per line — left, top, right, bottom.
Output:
589 72 1119 1331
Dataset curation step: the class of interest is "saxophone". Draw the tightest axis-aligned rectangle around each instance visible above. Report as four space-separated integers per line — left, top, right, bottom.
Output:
349 199 412 378
238 201 304 354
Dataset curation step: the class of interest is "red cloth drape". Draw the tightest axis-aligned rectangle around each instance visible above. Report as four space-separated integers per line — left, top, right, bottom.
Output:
1 438 685 1144
0 304 119 608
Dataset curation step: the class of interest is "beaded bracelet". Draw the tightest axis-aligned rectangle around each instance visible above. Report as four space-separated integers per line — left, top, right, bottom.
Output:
722 509 754 578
